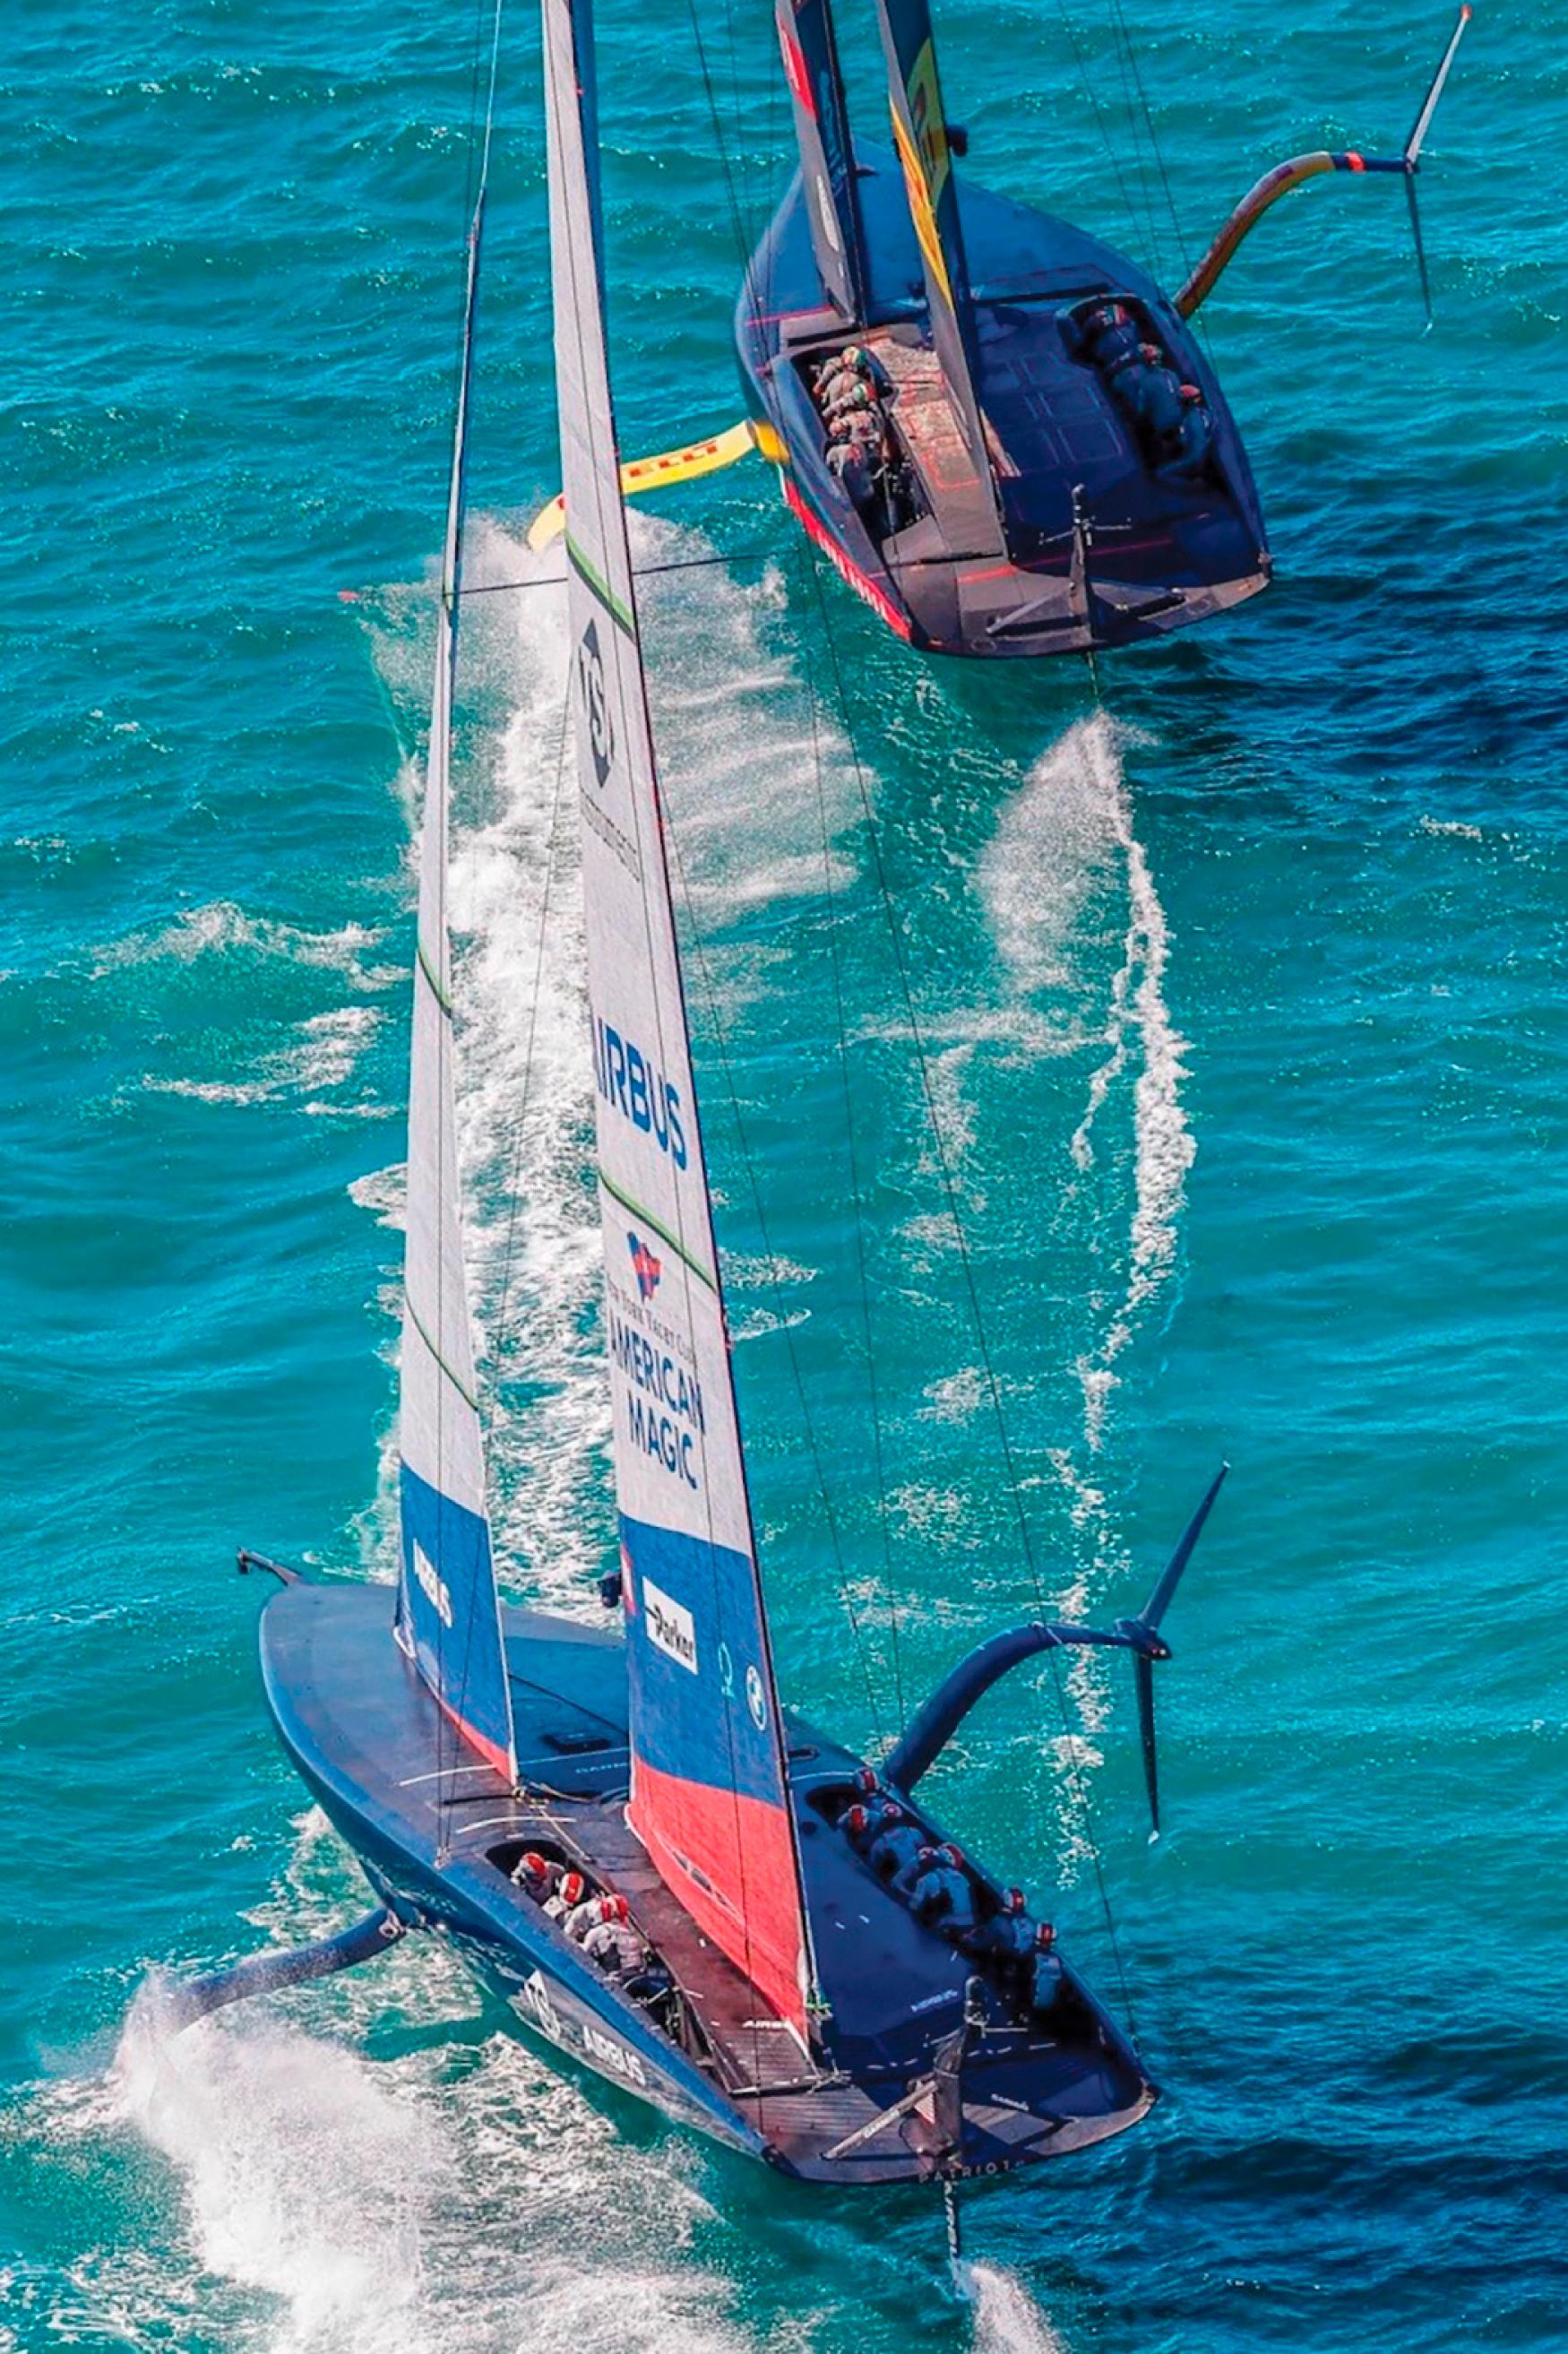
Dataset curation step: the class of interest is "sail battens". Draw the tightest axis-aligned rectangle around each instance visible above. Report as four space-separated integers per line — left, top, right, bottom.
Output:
597 1168 716 1293
414 936 454 1017
546 0 814 2039
564 530 634 633
403 1293 482 1417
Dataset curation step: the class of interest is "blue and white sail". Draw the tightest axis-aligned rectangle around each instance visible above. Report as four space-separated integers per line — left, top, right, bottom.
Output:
543 0 814 2040
392 193 517 1788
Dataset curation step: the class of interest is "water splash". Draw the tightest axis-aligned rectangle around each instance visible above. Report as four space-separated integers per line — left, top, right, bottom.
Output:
114 1991 444 2354
962 2261 1068 2354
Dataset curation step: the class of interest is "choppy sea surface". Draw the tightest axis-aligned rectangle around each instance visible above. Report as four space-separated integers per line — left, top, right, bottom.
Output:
4 2 1565 2348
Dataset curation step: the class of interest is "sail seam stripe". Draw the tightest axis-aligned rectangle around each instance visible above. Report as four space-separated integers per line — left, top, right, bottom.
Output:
404 1295 481 1415
415 936 453 1017
596 1166 716 1291
564 530 634 634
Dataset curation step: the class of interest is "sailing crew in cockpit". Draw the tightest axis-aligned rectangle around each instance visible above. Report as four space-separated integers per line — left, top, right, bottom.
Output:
908 1843 978 1939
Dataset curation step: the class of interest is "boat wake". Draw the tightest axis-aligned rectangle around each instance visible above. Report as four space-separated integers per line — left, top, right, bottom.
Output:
46 1815 771 2354
979 709 1193 1465
978 711 1193 1858
961 2260 1069 2353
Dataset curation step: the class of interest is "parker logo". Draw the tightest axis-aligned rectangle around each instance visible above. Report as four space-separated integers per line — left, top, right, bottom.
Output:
577 617 615 788
411 1540 453 1629
642 1575 698 1676
627 1229 662 1301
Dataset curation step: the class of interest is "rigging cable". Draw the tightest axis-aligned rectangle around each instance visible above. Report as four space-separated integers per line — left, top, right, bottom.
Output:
1052 0 1157 276
678 0 1142 2033
681 7 910 1740
793 538 1141 2041
485 677 574 1419
1105 0 1192 286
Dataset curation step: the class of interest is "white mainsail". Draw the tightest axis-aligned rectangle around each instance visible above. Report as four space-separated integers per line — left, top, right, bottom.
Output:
543 0 814 2039
393 192 518 1787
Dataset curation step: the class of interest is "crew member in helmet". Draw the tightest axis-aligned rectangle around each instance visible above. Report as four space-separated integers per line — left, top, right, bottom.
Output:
1142 346 1185 430
563 1886 610 1943
908 1842 978 1939
544 1868 588 1923
824 378 875 426
866 1803 926 1889
844 1770 904 1855
511 1850 560 1903
962 1884 1034 1962
581 1893 648 1978
1030 1919 1065 2018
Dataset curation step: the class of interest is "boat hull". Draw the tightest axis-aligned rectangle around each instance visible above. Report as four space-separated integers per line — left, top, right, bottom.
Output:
736 149 1270 658
257 1576 1154 2184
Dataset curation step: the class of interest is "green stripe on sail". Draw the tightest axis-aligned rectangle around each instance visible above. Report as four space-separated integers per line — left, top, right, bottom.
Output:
597 1167 715 1292
405 1295 480 1415
416 936 453 1018
565 530 634 635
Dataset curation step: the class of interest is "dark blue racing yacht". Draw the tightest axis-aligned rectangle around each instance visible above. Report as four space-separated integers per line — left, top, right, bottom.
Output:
737 0 1469 656
177 0 1229 2191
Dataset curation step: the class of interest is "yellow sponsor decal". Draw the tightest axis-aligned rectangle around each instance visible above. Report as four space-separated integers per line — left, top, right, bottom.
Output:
891 107 952 311
905 38 950 205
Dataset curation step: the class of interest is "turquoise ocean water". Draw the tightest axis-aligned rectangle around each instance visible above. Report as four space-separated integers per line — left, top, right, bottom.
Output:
4 1 1565 2347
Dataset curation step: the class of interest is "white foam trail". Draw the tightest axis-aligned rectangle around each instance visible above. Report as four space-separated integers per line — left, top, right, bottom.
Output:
24 1808 782 2354
962 2261 1069 2354
96 901 402 992
980 712 1193 1454
978 714 1193 1878
102 1989 768 2354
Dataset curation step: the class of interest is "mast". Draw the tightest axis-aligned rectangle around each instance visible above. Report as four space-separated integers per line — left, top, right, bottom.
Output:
393 165 518 1787
870 0 1002 538
774 0 867 323
542 0 816 2041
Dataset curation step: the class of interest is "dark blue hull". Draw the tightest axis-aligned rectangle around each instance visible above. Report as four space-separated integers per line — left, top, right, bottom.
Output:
259 1577 1154 2184
736 149 1270 657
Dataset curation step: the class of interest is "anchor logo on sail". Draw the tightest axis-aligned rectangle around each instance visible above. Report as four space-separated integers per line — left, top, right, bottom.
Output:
577 617 616 788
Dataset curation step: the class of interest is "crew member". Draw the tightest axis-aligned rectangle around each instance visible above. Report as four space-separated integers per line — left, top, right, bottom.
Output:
581 1894 649 1978
866 1803 926 1889
544 1868 588 1923
824 378 875 426
510 1850 559 1903
1030 1920 1065 2018
908 1842 978 1938
962 1884 1034 1962
562 1886 607 1942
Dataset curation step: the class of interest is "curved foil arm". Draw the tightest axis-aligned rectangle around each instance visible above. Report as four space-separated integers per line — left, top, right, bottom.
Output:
1174 149 1404 321
1175 5 1471 321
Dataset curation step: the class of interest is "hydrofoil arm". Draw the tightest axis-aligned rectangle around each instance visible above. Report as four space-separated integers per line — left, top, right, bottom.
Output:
526 420 759 551
883 1466 1228 1835
1174 6 1470 323
159 1908 406 2031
